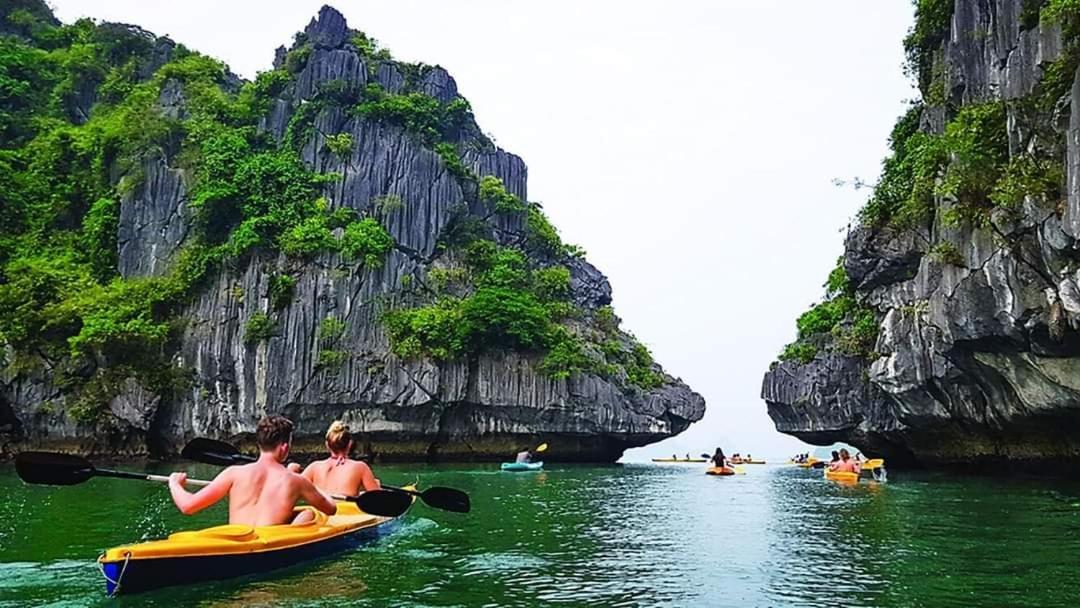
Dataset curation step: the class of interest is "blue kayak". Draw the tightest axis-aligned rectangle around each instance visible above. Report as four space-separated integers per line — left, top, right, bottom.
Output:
501 461 543 472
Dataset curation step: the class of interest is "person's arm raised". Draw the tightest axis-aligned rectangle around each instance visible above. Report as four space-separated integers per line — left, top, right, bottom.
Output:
297 474 337 516
169 469 233 515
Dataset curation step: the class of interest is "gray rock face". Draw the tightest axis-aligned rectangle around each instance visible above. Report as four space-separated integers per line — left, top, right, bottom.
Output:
1 6 704 461
118 153 190 278
762 1 1080 471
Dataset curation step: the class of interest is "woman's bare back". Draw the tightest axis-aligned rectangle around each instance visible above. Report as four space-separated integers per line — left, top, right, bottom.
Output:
304 458 379 496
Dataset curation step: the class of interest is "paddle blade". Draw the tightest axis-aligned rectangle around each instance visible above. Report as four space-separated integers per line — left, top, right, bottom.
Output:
535 443 548 453
420 486 471 513
15 452 95 486
181 438 253 466
354 490 413 517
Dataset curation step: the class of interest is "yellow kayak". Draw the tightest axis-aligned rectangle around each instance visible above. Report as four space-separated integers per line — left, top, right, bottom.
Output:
652 458 707 463
824 470 859 484
861 458 884 471
705 466 735 476
99 492 414 596
731 459 766 465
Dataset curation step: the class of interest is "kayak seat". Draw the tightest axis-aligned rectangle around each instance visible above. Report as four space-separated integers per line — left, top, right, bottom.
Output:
170 524 255 541
287 506 328 528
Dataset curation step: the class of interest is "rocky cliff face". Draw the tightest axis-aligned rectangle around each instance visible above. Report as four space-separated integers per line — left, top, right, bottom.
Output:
762 0 1080 471
0 5 704 461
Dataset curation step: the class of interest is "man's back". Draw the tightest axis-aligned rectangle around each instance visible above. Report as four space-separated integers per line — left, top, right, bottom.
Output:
833 459 860 474
168 414 337 527
228 461 308 526
304 458 379 496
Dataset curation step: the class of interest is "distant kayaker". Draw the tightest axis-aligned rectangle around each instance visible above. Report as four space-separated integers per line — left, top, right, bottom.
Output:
710 447 727 468
167 414 337 526
829 448 861 474
830 450 840 465
303 420 381 496
516 448 535 464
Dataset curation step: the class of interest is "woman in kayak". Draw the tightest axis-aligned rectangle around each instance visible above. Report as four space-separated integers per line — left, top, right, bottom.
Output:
829 448 861 474
829 450 840 465
710 447 728 468
303 420 381 496
168 415 337 526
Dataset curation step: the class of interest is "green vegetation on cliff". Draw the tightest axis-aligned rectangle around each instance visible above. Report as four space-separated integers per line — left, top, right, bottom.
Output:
778 260 878 364
0 5 394 421
0 2 666 421
777 0 1080 365
385 237 661 390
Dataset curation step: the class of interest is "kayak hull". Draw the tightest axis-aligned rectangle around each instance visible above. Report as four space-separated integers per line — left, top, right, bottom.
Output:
99 497 412 596
705 467 735 476
824 470 860 483
100 517 399 595
651 458 707 463
501 461 543 471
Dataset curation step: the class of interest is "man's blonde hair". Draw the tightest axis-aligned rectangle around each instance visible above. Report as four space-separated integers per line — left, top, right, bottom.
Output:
326 420 352 453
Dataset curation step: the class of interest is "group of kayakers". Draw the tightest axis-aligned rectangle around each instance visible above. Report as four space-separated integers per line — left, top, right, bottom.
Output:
168 415 380 527
708 448 761 467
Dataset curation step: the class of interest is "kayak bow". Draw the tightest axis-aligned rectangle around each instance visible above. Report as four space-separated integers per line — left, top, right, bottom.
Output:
500 461 543 472
98 489 415 596
705 466 735 476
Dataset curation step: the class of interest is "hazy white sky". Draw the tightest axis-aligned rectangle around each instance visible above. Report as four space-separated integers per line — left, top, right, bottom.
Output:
52 1 916 460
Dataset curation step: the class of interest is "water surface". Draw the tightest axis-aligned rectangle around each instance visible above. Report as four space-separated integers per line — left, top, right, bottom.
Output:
2 461 1079 607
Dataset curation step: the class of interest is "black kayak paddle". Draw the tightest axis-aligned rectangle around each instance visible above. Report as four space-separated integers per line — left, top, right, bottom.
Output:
181 437 470 517
14 451 419 517
15 451 211 488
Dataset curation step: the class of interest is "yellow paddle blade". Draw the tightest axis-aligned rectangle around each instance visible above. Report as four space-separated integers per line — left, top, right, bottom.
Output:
735 466 746 475
536 443 548 453
863 458 884 469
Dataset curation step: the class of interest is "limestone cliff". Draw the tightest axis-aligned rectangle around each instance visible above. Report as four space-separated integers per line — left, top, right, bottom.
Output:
762 0 1080 471
0 5 704 461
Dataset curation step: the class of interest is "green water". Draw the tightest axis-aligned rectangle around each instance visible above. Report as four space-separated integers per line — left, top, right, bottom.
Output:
2 462 1080 607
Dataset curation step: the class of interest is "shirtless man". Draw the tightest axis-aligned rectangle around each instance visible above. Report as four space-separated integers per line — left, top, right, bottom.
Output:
302 420 381 496
829 448 862 475
168 415 337 526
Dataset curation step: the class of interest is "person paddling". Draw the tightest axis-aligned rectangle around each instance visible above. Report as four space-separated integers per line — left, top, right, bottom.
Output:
829 448 861 474
516 448 535 464
168 415 337 526
711 447 728 468
303 420 381 495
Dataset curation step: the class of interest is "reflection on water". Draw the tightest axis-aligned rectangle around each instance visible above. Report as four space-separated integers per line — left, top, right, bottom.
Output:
1 462 1080 607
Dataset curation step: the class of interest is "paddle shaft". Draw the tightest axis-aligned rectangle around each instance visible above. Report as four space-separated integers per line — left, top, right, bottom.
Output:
94 468 212 488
